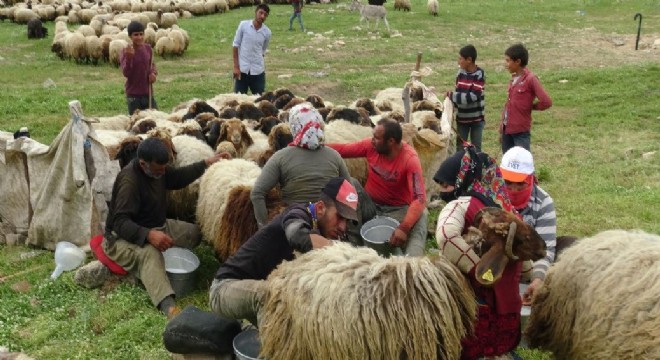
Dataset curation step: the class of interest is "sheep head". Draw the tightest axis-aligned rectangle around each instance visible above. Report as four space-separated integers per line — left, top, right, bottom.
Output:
471 207 546 286
218 119 253 148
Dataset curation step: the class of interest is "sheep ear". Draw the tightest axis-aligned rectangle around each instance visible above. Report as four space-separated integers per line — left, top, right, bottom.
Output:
475 241 509 287
218 122 228 141
242 124 254 147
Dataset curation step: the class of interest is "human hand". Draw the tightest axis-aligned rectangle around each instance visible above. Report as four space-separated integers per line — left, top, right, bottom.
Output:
147 229 174 252
389 228 408 248
522 278 543 305
233 67 241 80
445 91 452 99
125 44 135 58
148 73 157 84
205 152 232 167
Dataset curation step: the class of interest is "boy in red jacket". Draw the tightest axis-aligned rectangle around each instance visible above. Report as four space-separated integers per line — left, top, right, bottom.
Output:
500 43 552 153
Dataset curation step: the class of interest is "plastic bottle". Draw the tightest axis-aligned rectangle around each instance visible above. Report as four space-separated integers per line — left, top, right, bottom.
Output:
51 241 86 280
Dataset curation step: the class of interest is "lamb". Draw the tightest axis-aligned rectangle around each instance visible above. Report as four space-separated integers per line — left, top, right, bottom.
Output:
259 242 477 360
27 18 48 39
349 0 390 32
427 0 439 16
525 230 660 360
166 135 215 222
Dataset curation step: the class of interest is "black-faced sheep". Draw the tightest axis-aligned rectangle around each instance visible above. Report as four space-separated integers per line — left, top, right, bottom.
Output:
205 119 224 149
181 100 219 121
236 102 264 121
114 135 142 169
218 107 239 119
256 100 278 118
27 18 48 39
525 230 660 360
259 242 477 360
305 94 325 108
273 94 293 110
253 116 281 137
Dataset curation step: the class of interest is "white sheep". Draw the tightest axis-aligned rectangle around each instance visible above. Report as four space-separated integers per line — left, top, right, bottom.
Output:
195 159 262 249
427 0 439 16
260 242 477 360
85 35 103 65
108 38 128 66
525 230 660 359
166 135 215 222
14 8 38 24
64 31 87 62
349 0 390 32
89 115 131 131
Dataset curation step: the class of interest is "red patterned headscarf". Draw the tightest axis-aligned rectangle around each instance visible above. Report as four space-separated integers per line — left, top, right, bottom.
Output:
288 103 324 150
454 145 515 213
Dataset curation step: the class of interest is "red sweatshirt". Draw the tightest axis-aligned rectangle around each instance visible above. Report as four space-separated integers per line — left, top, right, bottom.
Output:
329 139 426 233
500 67 552 134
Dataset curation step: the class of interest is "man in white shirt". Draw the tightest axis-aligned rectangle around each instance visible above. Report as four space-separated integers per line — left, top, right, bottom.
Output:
232 4 272 95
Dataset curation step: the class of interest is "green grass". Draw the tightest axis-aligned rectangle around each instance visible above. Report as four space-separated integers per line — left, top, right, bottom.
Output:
1 0 659 358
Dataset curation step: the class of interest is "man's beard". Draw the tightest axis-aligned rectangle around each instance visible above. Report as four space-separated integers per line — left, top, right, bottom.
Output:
143 167 163 179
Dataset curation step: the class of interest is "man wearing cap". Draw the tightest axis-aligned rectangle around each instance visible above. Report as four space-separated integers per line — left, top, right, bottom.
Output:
500 146 556 304
210 177 358 326
120 20 158 115
328 118 428 256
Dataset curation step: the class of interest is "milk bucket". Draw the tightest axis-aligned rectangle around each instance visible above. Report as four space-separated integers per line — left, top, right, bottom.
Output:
360 216 403 257
163 247 200 298
233 328 262 360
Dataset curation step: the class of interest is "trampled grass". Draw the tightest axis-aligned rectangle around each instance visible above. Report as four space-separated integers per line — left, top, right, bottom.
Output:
0 0 659 358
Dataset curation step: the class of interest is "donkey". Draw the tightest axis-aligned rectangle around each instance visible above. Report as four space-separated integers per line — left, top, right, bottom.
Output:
349 0 390 32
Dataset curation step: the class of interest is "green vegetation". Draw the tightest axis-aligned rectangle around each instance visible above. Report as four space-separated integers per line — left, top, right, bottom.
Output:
1 0 658 358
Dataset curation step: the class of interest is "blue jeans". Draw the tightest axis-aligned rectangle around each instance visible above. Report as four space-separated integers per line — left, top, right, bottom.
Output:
456 121 485 152
289 12 304 31
501 128 531 154
126 95 158 115
234 72 266 95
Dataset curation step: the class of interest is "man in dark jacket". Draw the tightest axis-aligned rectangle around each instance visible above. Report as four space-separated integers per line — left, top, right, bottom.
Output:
209 177 359 326
103 137 230 317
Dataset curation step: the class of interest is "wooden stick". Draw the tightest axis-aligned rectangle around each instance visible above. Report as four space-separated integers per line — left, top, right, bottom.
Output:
148 50 153 110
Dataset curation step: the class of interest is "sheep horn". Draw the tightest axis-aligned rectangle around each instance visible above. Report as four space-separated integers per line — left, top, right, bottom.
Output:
505 221 519 260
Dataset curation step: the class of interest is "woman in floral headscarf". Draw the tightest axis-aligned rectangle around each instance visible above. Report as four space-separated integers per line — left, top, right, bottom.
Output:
250 103 350 228
433 144 530 360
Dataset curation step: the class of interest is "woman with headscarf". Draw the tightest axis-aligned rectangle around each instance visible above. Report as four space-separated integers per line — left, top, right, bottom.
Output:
250 103 350 228
433 144 532 360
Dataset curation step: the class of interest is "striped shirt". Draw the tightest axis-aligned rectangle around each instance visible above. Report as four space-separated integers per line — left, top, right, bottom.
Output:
519 185 556 280
233 20 271 75
451 66 485 124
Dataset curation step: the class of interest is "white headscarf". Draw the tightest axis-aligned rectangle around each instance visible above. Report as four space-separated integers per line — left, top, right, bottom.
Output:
288 102 324 150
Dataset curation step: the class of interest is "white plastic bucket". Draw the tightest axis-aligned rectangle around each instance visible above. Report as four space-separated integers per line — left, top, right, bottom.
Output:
163 247 200 298
51 241 86 280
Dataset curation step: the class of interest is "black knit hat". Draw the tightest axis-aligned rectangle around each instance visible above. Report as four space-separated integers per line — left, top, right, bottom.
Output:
127 21 145 35
433 150 465 186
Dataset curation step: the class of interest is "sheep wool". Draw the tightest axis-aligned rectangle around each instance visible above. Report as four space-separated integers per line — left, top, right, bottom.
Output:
525 230 660 360
260 243 477 360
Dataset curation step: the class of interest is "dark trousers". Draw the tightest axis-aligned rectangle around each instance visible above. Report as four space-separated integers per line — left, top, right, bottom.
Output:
456 121 485 152
234 72 265 95
501 126 530 154
127 95 158 115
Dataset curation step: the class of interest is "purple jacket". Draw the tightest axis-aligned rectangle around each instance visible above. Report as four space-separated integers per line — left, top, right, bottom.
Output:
120 44 157 97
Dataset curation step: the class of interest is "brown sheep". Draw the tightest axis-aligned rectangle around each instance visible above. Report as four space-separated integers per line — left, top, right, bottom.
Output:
254 116 281 137
273 94 293 110
355 98 379 116
282 97 305 111
237 102 264 121
470 207 546 286
217 119 254 157
218 107 239 119
258 122 293 167
214 185 286 260
256 100 278 118
114 136 142 168
305 94 325 109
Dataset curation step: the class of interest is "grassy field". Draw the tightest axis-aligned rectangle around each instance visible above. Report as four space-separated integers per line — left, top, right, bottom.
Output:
1 0 659 358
